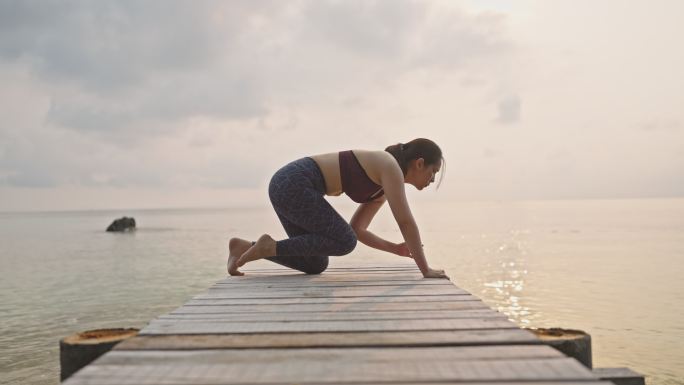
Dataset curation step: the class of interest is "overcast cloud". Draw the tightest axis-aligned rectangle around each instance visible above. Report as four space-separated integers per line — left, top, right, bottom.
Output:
0 0 682 211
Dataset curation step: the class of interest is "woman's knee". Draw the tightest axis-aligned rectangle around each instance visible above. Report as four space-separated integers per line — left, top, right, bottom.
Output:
332 229 357 256
268 176 283 204
302 256 329 275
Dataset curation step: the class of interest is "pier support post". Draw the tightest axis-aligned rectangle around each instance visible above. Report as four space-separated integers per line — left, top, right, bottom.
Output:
527 327 593 368
60 328 138 381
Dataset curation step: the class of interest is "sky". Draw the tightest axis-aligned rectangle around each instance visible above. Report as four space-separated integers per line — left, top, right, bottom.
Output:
0 0 682 211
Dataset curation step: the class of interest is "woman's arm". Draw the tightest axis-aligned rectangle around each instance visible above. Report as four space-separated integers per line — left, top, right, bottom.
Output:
350 197 406 255
378 154 447 278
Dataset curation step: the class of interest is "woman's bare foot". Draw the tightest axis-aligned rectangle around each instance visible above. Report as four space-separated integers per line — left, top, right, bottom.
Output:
227 237 253 276
237 234 276 267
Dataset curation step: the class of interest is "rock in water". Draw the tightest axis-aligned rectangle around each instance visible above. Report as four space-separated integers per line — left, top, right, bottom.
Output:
106 217 136 232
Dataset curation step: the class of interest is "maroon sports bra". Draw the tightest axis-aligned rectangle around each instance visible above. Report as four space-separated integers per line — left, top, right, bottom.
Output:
339 150 384 203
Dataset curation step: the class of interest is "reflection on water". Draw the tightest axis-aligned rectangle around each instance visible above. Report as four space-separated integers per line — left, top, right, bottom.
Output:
481 233 532 325
1 199 684 385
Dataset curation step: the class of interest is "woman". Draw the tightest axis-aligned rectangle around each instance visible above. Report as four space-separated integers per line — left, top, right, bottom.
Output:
228 138 448 279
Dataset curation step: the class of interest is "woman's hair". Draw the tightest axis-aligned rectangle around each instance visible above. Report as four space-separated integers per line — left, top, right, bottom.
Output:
385 138 446 188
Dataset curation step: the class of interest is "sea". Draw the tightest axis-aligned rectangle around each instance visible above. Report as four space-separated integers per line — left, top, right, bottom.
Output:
1 198 683 384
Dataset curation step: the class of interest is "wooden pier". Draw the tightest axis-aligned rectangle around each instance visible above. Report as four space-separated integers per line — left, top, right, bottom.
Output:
63 261 611 384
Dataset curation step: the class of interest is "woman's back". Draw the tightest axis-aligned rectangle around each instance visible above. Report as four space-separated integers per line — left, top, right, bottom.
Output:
310 150 391 198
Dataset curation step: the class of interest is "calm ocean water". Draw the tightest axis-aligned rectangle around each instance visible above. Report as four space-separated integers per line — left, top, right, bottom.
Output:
1 198 683 384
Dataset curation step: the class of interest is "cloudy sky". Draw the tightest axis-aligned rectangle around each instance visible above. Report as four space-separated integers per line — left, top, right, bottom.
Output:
0 0 682 211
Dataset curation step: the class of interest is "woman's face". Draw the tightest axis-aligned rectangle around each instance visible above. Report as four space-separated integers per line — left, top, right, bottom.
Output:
409 158 441 190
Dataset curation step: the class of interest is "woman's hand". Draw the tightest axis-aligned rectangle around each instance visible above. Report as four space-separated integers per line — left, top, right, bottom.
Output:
423 267 449 279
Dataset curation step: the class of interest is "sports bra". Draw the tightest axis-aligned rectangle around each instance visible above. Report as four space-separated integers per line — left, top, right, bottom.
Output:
339 150 385 203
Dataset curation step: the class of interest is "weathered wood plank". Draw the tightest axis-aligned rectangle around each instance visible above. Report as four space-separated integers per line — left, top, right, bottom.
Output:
187 294 479 305
243 265 417 272
239 266 417 272
240 265 415 269
194 285 469 299
158 309 507 322
231 271 446 279
209 283 455 292
215 278 450 286
116 329 542 350
325 264 416 268
140 317 517 335
237 269 428 276
65 356 597 384
105 345 566 363
172 300 491 314
202 286 467 296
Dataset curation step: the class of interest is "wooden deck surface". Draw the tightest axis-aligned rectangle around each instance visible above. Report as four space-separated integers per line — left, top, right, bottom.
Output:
64 261 610 384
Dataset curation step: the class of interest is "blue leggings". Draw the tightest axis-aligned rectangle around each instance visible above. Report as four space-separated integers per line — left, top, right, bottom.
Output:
263 157 357 274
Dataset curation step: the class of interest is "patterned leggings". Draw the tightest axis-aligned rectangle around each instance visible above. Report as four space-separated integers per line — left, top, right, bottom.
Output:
264 157 357 274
